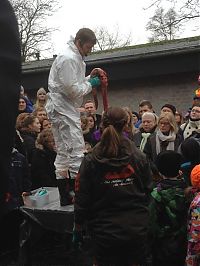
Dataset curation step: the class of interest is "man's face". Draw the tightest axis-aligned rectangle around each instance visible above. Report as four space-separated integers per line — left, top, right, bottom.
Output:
84 102 96 114
78 41 94 57
161 107 173 115
139 105 152 117
190 106 200 120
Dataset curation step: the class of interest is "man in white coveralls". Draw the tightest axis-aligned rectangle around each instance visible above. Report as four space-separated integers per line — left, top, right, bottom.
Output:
45 28 101 206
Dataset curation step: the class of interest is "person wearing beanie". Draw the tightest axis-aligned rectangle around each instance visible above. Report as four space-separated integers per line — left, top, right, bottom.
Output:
149 150 188 266
180 104 200 140
180 137 200 186
20 85 33 113
161 103 176 116
185 165 200 266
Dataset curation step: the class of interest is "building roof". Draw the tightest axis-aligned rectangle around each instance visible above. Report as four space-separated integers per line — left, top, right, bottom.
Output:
22 36 200 74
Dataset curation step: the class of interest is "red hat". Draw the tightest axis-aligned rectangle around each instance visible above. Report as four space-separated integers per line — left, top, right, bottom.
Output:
190 164 200 189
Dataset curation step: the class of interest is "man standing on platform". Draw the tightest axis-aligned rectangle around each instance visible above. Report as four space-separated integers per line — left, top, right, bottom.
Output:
46 28 101 206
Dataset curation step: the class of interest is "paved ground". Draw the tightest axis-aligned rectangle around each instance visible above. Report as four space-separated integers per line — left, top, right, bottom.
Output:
0 230 93 266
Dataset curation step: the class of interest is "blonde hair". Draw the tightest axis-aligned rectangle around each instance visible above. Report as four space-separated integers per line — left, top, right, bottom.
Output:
35 87 47 109
158 112 178 133
142 112 158 125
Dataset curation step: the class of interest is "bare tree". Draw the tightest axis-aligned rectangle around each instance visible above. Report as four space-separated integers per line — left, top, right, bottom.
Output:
93 25 132 51
146 7 184 41
145 0 200 27
10 0 59 62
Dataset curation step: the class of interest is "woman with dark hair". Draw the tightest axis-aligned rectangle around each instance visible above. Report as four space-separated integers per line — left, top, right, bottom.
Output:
18 96 30 114
20 114 41 164
74 106 153 266
31 129 56 189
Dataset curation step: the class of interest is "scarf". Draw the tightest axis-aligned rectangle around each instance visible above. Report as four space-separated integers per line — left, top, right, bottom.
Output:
140 132 151 151
156 129 176 155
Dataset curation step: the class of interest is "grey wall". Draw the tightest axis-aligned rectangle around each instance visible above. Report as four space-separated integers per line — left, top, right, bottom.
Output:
84 72 198 116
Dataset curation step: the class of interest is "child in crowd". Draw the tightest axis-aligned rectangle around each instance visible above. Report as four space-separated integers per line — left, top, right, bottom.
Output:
180 137 200 186
185 165 200 266
150 150 188 266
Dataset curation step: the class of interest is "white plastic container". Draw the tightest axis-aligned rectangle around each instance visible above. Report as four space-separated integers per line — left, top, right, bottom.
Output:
23 187 59 208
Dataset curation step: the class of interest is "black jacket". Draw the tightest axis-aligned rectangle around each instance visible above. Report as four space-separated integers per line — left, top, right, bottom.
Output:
31 147 57 189
133 127 157 148
75 137 153 260
20 131 37 164
7 149 31 211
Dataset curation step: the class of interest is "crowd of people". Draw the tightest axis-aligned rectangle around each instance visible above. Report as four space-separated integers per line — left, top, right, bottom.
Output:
3 82 200 265
1 20 200 265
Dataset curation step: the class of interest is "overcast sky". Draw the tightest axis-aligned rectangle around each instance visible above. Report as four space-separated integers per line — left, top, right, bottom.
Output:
47 0 199 55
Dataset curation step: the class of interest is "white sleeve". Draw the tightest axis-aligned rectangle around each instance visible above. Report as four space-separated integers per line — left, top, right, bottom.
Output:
58 58 92 99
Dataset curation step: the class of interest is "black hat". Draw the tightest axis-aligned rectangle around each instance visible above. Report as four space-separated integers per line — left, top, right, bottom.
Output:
161 104 176 116
156 151 183 177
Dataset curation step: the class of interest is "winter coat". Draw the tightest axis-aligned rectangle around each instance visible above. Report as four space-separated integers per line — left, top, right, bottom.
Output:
149 178 188 265
7 149 31 211
186 192 200 266
20 131 37 164
133 127 156 149
74 137 153 263
31 147 57 189
143 132 183 179
181 119 200 140
144 132 183 163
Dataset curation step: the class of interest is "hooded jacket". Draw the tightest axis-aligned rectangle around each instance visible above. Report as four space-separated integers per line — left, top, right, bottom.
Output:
150 178 188 264
75 137 153 251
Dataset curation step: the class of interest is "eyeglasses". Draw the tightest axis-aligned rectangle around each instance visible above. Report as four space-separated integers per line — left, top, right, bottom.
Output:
159 122 170 126
191 109 200 113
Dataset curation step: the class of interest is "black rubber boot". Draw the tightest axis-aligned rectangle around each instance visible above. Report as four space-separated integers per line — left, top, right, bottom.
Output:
57 179 72 206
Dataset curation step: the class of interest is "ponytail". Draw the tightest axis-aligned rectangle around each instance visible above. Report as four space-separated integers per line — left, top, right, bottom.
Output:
100 125 120 157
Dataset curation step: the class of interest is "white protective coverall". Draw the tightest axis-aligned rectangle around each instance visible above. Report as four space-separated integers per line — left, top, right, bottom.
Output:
45 37 92 178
